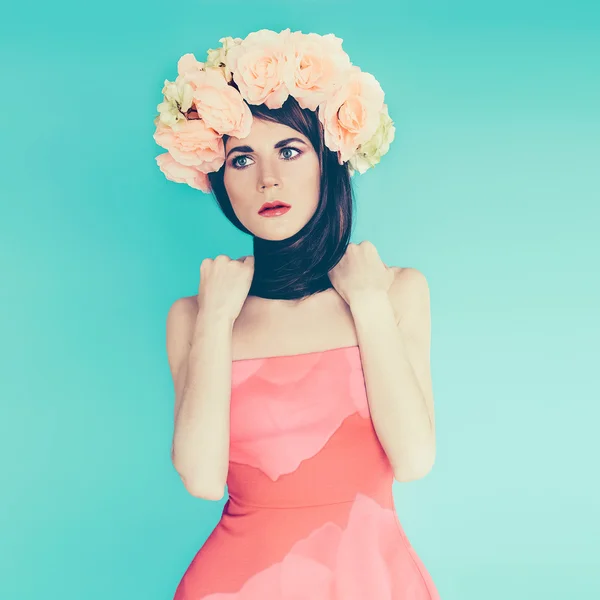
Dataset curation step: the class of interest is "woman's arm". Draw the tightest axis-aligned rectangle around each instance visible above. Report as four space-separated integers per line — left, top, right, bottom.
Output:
350 268 435 482
166 297 234 500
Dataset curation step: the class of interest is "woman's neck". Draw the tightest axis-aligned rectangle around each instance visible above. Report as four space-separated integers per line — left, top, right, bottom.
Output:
248 234 334 301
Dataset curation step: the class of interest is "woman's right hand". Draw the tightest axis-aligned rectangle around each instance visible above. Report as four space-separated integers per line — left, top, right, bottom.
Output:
197 254 255 322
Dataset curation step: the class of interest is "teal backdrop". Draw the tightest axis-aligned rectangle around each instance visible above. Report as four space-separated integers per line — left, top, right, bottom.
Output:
1 1 598 599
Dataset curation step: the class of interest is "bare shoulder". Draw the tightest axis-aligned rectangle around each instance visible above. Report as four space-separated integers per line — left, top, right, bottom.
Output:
392 267 428 289
167 294 199 324
388 267 430 322
165 295 199 374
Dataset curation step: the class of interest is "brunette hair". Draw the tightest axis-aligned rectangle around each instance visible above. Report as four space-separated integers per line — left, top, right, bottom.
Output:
207 94 355 300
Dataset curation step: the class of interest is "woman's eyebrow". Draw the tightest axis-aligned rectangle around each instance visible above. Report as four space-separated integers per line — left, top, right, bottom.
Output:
226 137 308 158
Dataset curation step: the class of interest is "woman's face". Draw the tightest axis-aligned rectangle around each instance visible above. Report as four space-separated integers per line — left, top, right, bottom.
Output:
223 118 321 241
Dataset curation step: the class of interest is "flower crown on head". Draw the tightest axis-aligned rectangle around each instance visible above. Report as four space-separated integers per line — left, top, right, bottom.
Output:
153 28 396 193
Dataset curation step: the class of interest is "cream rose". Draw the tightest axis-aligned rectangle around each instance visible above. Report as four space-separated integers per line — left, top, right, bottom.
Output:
348 104 395 174
285 31 352 112
185 67 252 138
177 53 206 77
226 28 293 109
318 66 385 164
155 153 211 193
153 118 224 173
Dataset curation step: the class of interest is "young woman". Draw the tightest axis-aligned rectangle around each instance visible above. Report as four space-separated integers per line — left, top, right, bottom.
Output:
157 28 438 599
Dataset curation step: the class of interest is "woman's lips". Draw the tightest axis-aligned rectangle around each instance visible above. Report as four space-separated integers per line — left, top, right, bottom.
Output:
258 201 291 217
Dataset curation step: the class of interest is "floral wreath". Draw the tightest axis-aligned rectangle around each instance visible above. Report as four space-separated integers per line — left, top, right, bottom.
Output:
153 28 396 193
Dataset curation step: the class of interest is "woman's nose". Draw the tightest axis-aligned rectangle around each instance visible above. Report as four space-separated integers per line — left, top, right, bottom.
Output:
258 175 280 191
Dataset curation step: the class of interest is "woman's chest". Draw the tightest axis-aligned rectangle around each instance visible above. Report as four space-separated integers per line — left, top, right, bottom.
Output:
231 291 357 361
230 283 399 361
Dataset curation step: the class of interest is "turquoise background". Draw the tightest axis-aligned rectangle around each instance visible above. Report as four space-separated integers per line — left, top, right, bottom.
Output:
1 1 598 598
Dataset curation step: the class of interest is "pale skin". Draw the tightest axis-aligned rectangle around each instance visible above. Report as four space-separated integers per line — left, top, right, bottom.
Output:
166 117 435 499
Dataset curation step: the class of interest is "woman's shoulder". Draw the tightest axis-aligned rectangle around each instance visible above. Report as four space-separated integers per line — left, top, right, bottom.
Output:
386 267 429 318
167 295 199 329
171 293 198 309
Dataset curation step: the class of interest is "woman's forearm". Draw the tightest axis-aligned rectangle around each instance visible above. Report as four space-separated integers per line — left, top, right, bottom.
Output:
171 310 234 500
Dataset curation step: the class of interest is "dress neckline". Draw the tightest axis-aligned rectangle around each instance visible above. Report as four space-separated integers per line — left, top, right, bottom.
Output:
232 344 359 364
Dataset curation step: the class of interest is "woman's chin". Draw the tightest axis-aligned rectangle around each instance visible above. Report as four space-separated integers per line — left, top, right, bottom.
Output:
250 219 305 241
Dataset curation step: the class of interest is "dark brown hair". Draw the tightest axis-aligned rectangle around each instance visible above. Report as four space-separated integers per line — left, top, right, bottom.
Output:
207 94 355 300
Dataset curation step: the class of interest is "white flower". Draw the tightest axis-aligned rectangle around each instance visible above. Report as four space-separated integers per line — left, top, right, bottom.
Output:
348 104 395 174
205 36 243 83
156 77 194 127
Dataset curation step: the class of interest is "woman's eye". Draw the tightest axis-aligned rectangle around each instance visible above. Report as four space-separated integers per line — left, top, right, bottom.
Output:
232 155 253 168
231 147 301 169
281 147 301 160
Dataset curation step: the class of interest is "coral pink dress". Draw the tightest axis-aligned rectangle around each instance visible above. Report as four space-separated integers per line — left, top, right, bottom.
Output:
173 344 440 599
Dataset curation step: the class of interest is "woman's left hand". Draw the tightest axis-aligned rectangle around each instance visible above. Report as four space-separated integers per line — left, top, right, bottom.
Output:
328 241 395 307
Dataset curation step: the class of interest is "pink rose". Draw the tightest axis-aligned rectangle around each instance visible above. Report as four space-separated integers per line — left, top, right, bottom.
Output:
185 67 252 138
226 28 293 109
177 52 205 77
318 66 385 164
285 31 352 112
155 152 211 193
153 118 225 173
